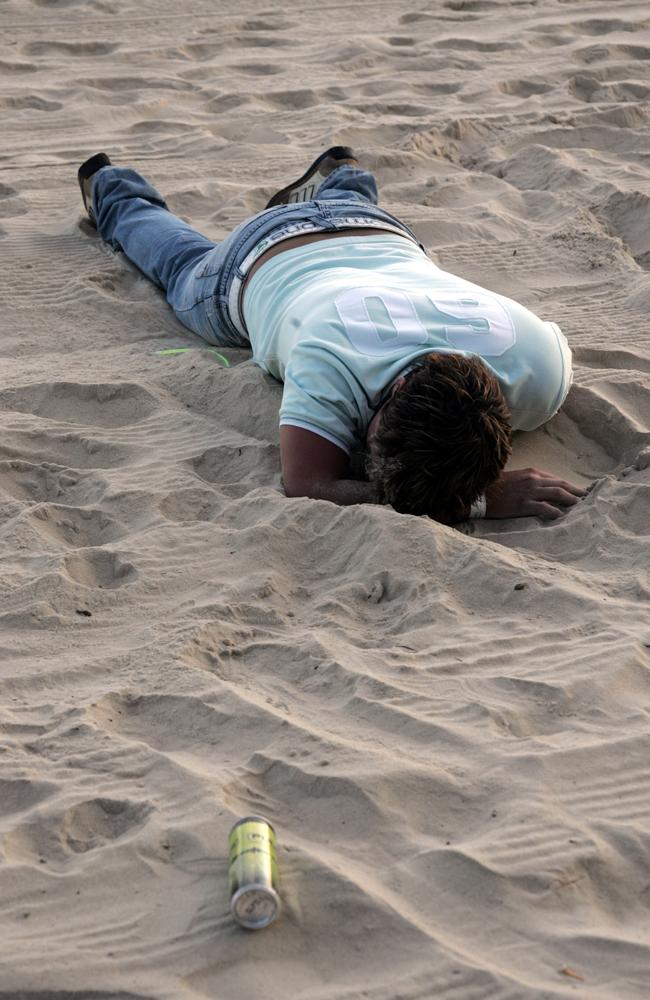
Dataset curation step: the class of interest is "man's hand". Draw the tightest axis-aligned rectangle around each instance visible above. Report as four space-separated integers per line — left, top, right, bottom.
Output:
485 468 587 520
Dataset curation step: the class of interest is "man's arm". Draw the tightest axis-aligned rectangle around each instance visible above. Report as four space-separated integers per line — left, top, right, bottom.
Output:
280 425 376 505
281 429 587 519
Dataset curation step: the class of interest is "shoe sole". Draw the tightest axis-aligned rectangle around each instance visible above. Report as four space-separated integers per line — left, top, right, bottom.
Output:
78 152 111 220
265 146 356 209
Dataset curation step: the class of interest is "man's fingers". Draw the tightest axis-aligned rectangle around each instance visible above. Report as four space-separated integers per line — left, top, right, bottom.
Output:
536 475 587 497
527 485 588 519
527 500 566 520
537 486 583 507
557 480 587 497
524 469 587 496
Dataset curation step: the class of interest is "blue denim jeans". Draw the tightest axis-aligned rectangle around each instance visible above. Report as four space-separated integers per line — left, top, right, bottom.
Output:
92 163 423 347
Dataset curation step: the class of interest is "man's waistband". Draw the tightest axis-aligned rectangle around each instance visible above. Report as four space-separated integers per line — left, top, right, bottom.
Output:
227 216 422 339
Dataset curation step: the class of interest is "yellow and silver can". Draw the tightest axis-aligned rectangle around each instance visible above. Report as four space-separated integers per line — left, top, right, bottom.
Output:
228 815 280 929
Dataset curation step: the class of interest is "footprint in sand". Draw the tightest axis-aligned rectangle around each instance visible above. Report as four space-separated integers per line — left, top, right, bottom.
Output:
596 189 650 270
0 95 62 112
229 33 290 51
511 385 642 484
583 42 650 64
88 691 283 759
0 427 132 471
385 36 417 47
27 504 123 548
497 79 555 98
0 460 104 506
0 182 28 219
158 487 225 524
435 37 522 54
240 17 292 32
569 72 650 104
443 0 501 10
0 777 56 818
172 42 224 62
60 797 152 854
190 441 279 486
19 41 121 58
30 0 113 7
63 549 137 589
0 58 37 74
263 88 320 111
236 63 284 77
2 797 152 865
573 17 641 36
0 381 160 429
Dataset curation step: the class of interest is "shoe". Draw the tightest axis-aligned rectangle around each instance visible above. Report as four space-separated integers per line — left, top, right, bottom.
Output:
78 152 111 224
265 146 358 208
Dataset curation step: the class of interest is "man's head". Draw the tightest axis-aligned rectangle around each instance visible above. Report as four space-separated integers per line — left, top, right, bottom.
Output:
366 353 512 520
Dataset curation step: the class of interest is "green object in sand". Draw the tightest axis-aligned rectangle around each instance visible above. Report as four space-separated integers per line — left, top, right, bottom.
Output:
154 347 230 367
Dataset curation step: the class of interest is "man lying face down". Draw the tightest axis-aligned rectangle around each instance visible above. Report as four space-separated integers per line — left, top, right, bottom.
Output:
78 146 585 523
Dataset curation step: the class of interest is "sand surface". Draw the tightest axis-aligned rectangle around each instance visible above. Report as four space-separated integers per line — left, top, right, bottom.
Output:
1 0 650 997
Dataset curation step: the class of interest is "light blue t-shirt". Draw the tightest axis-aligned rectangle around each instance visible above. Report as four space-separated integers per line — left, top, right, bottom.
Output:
243 235 572 454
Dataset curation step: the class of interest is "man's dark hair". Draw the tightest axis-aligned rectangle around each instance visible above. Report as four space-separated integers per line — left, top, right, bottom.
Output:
367 353 512 519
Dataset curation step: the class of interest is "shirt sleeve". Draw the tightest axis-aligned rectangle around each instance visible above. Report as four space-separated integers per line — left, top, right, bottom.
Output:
496 313 574 432
279 348 369 454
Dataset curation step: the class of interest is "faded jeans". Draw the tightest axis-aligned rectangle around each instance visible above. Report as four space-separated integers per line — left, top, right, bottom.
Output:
92 162 423 346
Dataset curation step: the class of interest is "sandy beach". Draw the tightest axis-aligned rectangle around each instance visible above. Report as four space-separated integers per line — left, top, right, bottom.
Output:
1 0 649 997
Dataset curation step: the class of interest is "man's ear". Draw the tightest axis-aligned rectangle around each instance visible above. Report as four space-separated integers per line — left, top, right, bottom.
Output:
390 375 407 397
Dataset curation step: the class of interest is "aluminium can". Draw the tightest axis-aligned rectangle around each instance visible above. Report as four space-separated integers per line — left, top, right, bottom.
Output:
228 814 280 929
